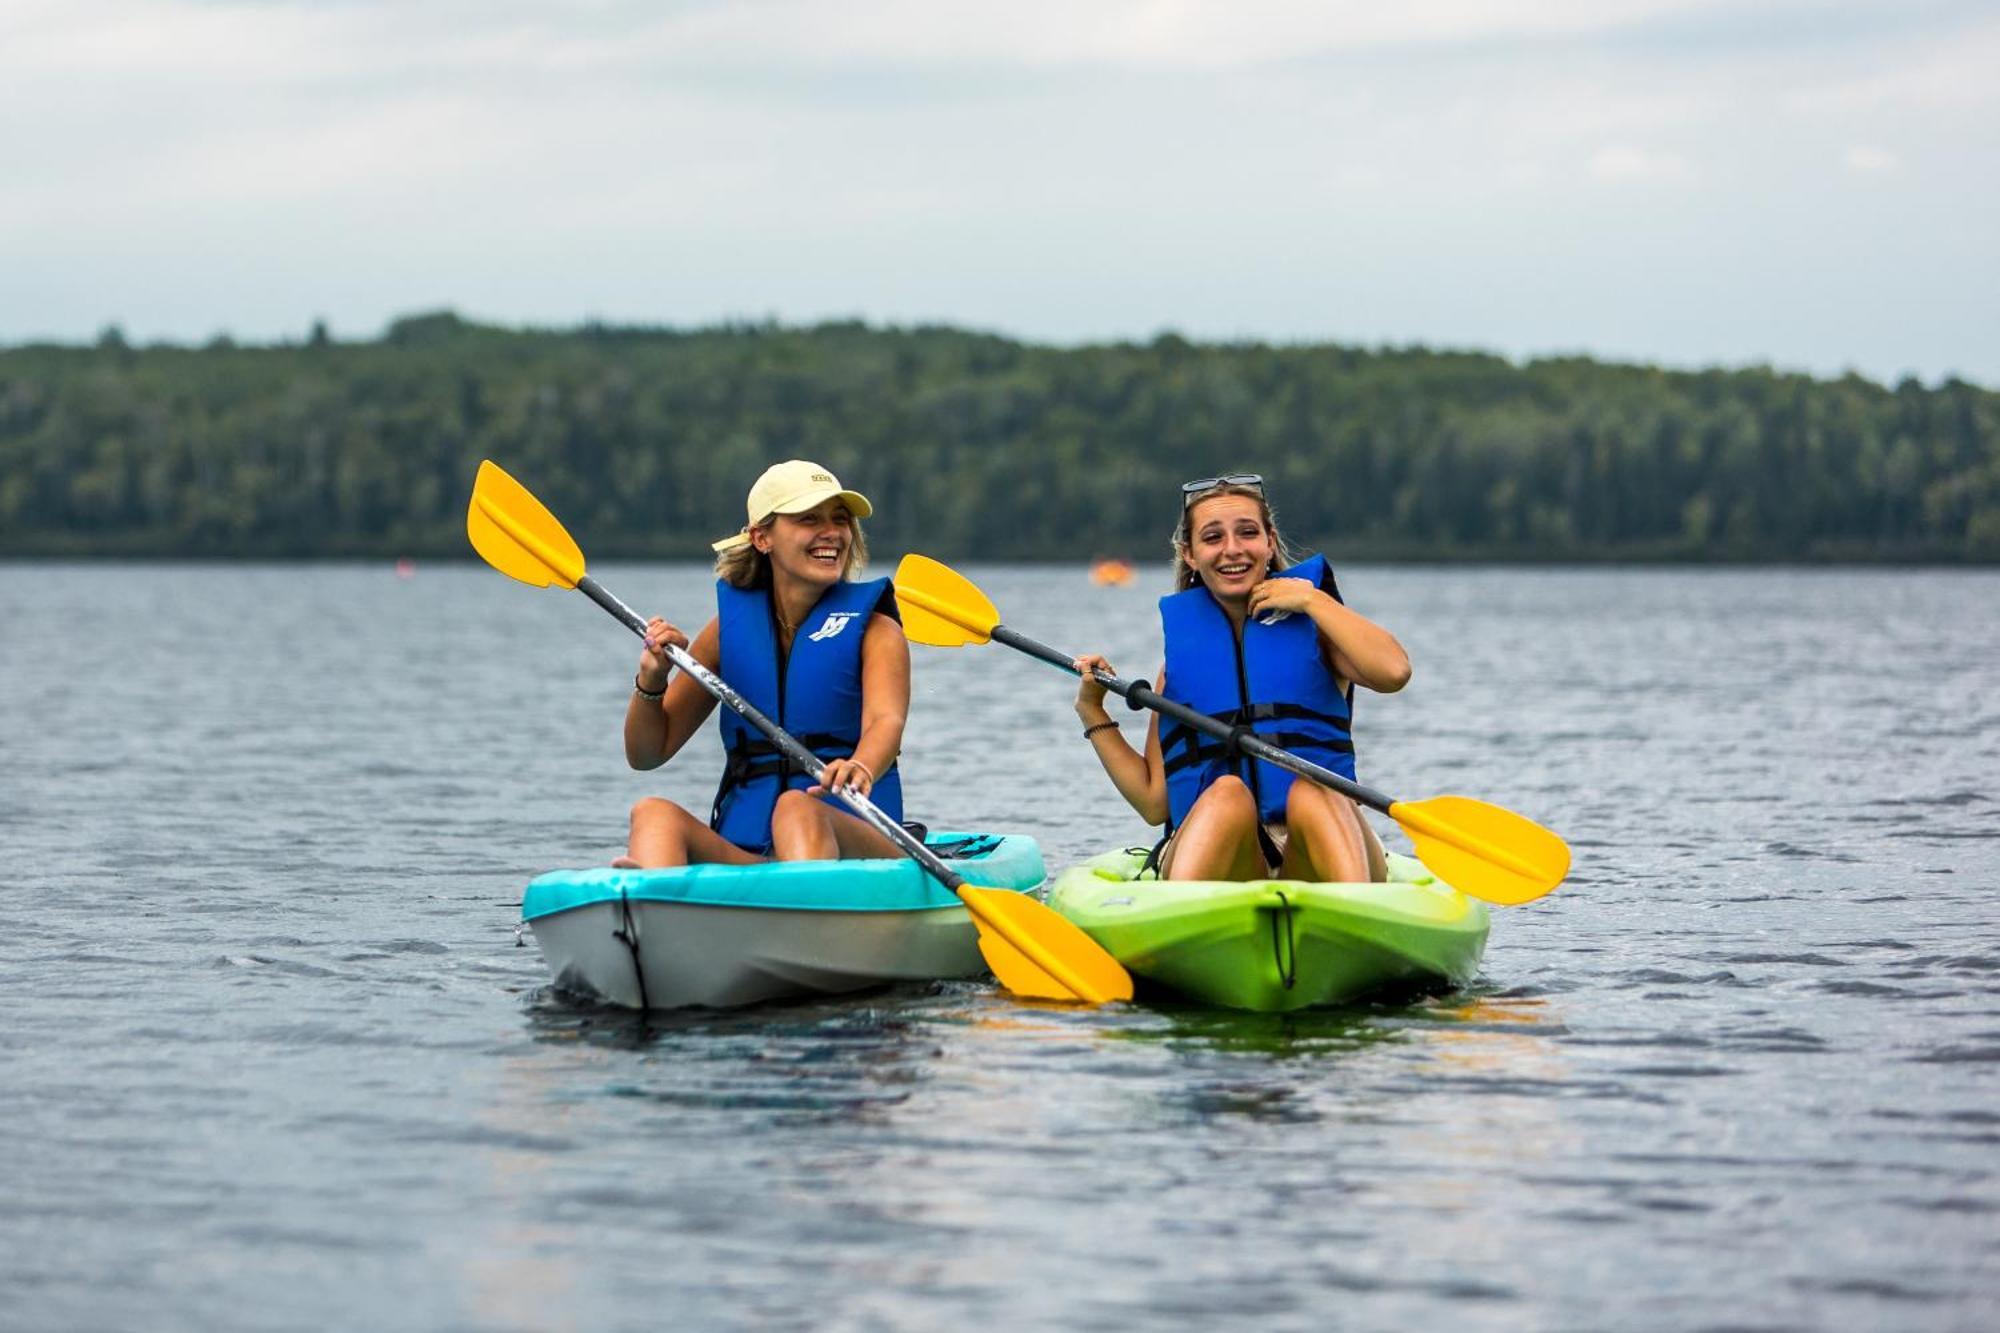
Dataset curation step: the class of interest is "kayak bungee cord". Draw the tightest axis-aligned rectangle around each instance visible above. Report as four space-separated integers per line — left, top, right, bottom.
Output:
1270 891 1298 992
612 886 651 1014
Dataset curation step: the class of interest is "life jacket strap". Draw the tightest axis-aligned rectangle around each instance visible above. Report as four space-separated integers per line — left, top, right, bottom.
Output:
1241 701 1352 727
1159 703 1353 777
709 733 898 828
719 731 868 785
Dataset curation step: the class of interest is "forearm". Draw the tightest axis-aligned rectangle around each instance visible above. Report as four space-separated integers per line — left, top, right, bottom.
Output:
624 692 670 769
624 673 709 770
1077 704 1166 824
1309 592 1411 692
624 688 701 769
850 714 905 782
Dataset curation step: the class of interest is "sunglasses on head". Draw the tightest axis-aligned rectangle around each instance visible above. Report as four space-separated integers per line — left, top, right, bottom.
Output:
1180 473 1264 507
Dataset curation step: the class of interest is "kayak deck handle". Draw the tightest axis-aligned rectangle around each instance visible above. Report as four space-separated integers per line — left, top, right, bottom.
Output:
1269 890 1298 991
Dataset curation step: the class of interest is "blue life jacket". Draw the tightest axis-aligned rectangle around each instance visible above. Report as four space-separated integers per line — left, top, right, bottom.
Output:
1159 553 1355 828
710 577 903 853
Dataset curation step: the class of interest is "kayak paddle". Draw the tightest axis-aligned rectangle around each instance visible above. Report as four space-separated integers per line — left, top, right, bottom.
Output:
466 461 1133 1004
893 553 1571 906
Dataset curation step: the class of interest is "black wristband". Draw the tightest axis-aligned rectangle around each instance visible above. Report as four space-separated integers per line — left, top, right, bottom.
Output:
633 671 666 701
1082 721 1119 740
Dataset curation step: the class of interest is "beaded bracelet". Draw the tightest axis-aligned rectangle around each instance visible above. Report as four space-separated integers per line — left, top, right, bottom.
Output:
1082 721 1119 740
633 672 666 701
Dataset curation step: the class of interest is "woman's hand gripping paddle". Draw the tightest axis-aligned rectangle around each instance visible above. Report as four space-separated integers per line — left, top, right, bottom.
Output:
466 461 1132 1003
893 553 1571 907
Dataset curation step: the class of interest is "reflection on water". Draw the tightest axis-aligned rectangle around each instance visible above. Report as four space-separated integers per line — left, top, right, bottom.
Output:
1103 1000 1409 1058
527 992 945 1125
1410 994 1572 1079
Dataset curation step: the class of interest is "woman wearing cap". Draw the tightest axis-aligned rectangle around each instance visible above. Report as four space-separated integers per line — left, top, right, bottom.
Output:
1070 474 1409 884
614 461 910 868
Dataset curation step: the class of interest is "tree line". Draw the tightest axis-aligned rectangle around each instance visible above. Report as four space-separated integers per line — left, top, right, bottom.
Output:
2 310 1995 561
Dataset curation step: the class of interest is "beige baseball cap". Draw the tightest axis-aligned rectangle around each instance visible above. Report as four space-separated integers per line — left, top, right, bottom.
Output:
711 460 873 552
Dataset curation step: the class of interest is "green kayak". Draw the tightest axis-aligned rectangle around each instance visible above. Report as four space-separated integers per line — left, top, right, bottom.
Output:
1047 850 1490 1012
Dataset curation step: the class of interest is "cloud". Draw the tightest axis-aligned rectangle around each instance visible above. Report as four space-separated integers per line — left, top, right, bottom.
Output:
1782 11 2000 114
5 1 1963 87
640 0 1722 72
1588 145 1696 183
1843 144 1899 173
0 0 1993 381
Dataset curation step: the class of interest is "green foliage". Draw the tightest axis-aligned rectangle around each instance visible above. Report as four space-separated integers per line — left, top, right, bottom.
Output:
1 315 1994 561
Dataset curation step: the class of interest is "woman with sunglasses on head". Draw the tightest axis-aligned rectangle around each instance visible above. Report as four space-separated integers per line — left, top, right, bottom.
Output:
612 460 910 869
1071 474 1410 884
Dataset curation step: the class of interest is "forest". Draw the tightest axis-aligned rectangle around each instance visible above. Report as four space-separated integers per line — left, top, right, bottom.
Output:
2 311 1995 562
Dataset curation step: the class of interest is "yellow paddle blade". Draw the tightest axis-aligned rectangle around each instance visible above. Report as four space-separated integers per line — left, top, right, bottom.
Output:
1388 795 1572 906
467 460 587 590
892 554 999 648
958 884 1133 1003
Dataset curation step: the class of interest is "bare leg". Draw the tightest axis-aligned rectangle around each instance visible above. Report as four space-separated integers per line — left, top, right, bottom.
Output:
623 797 764 869
823 804 905 860
1281 780 1377 883
1361 817 1387 882
768 789 904 862
1162 776 1267 882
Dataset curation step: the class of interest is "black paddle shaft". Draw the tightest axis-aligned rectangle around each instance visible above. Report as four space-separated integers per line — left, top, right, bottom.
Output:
576 575 967 889
988 623 1398 815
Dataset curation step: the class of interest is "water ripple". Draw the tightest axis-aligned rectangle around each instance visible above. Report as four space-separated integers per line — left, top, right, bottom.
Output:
5 563 1999 1333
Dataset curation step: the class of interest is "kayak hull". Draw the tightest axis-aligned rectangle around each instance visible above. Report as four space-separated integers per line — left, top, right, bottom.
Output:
1048 850 1488 1012
521 833 1043 1010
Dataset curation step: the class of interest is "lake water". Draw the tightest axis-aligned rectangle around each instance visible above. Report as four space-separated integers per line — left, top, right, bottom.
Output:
3 561 1997 1331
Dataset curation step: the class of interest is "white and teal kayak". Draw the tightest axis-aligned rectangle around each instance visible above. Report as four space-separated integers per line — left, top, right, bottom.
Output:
521 832 1045 1010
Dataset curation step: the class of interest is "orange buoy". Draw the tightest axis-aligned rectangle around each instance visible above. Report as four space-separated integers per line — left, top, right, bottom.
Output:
1089 558 1134 587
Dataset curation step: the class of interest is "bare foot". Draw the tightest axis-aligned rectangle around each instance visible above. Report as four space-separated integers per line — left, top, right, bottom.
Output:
610 855 641 870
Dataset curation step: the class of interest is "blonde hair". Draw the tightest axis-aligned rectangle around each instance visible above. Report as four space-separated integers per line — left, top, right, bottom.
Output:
714 512 871 589
1171 484 1297 592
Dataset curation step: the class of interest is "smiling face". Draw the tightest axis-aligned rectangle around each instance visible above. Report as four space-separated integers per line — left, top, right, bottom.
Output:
1181 494 1276 602
751 499 857 590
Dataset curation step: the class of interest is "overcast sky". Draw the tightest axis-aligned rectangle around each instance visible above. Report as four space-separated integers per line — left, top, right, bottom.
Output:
3 0 1994 383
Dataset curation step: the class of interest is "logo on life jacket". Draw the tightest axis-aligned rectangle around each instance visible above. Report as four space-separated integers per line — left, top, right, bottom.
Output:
809 611 859 642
